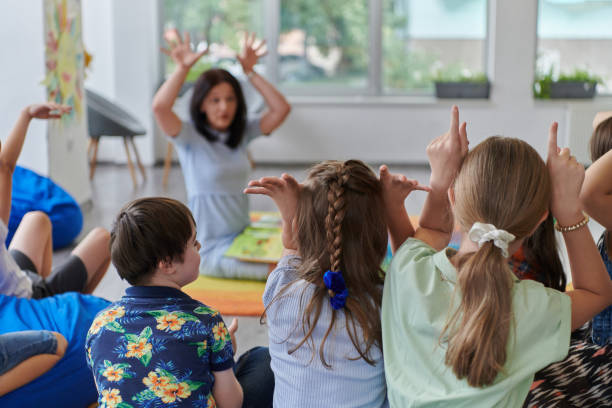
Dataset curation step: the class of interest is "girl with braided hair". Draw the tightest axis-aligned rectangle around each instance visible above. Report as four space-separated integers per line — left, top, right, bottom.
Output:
382 106 612 407
244 159 429 407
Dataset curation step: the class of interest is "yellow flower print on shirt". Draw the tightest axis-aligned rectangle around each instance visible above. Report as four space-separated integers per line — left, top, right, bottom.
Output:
212 322 229 342
156 313 186 331
89 306 126 335
125 338 152 359
155 381 192 403
142 371 170 393
102 366 124 382
100 388 122 408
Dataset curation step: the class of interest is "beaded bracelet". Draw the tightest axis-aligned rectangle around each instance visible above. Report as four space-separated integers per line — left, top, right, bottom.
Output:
554 213 590 233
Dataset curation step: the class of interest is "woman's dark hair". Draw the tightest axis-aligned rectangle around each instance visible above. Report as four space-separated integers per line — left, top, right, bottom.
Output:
110 197 195 285
189 68 247 149
522 213 567 291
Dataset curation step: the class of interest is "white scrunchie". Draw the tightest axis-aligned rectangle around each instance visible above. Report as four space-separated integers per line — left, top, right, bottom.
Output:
468 222 516 257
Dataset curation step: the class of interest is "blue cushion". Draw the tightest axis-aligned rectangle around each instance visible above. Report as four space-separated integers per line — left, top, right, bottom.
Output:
0 293 110 407
7 166 83 249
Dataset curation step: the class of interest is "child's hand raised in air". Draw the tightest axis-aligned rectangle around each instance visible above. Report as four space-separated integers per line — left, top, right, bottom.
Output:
244 173 300 250
426 105 469 192
26 103 71 120
379 165 431 209
546 122 585 226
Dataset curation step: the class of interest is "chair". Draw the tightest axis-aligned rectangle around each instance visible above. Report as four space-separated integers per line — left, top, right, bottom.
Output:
86 89 147 188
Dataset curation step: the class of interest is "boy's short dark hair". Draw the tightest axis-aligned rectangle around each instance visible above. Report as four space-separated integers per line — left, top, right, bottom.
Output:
110 197 196 285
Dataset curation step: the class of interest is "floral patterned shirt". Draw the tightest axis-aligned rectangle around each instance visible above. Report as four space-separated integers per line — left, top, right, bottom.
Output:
85 286 234 408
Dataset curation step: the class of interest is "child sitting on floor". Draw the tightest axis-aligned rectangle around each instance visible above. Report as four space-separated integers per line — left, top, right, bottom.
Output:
85 197 273 408
245 159 429 407
580 110 612 346
0 102 110 298
382 106 612 407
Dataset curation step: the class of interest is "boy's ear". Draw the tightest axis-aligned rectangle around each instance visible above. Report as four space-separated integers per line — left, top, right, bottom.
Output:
157 258 175 275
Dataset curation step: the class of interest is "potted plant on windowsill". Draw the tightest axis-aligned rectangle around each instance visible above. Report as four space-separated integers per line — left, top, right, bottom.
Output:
433 72 490 99
534 69 602 99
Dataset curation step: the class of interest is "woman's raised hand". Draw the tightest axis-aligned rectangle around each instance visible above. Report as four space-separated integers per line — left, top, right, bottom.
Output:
547 122 585 225
244 174 301 249
426 105 469 191
237 32 267 75
161 29 208 70
379 165 431 208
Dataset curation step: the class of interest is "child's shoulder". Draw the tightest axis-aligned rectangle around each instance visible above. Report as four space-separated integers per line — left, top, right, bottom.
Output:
392 238 439 266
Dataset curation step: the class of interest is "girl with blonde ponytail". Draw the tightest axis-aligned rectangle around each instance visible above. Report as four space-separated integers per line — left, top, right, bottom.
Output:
382 106 612 407
244 159 429 407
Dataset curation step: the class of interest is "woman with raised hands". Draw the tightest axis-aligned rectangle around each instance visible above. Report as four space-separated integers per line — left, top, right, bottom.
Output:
153 30 291 280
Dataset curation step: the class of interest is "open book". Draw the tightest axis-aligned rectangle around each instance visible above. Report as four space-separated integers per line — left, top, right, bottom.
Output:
224 212 284 263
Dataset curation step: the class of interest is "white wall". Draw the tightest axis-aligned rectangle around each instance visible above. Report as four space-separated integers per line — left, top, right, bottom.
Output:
0 0 91 203
82 0 161 165
0 0 48 175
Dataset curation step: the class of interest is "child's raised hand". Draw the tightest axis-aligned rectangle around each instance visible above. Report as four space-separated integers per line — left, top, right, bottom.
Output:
27 103 71 120
237 32 267 75
546 122 585 225
426 105 468 191
244 173 300 249
161 29 208 70
379 165 431 208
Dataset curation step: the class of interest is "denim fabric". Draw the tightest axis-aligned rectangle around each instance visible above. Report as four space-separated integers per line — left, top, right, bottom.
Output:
593 232 612 345
0 330 57 375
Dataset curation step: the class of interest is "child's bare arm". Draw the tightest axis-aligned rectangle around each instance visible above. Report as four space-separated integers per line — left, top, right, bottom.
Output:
212 368 243 408
0 103 70 224
244 173 301 250
580 149 612 230
548 123 612 330
379 165 430 252
415 106 468 250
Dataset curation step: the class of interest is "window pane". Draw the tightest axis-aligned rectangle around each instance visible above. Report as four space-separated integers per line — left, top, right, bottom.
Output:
279 0 369 92
537 0 612 94
383 0 488 94
163 0 264 82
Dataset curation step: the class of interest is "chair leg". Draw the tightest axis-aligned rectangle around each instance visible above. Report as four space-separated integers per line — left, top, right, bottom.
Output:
129 136 146 181
123 136 138 188
89 139 99 180
162 142 173 189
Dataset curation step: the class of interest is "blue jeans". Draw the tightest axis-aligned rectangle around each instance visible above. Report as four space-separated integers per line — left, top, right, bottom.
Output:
0 331 57 375
235 346 274 408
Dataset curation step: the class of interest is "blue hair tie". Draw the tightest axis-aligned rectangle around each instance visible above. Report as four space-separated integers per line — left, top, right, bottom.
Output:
323 270 348 310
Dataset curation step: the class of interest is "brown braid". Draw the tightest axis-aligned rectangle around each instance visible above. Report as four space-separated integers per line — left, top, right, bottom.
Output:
325 164 350 274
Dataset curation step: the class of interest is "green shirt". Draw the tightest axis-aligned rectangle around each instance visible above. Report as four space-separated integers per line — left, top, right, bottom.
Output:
382 238 571 407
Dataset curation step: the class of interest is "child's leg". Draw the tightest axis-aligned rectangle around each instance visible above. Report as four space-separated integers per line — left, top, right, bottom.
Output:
50 227 111 295
0 331 67 397
234 346 274 408
8 211 53 278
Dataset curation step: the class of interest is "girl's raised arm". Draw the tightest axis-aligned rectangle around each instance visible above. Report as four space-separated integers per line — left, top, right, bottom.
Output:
415 106 468 250
548 123 612 330
580 149 612 230
237 33 291 135
152 30 208 138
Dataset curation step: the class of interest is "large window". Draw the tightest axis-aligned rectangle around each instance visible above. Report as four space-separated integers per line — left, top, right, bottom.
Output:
162 0 489 95
383 0 488 94
163 0 264 81
537 0 612 94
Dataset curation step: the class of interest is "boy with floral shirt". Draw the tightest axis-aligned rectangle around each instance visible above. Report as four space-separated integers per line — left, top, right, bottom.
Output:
86 198 273 408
